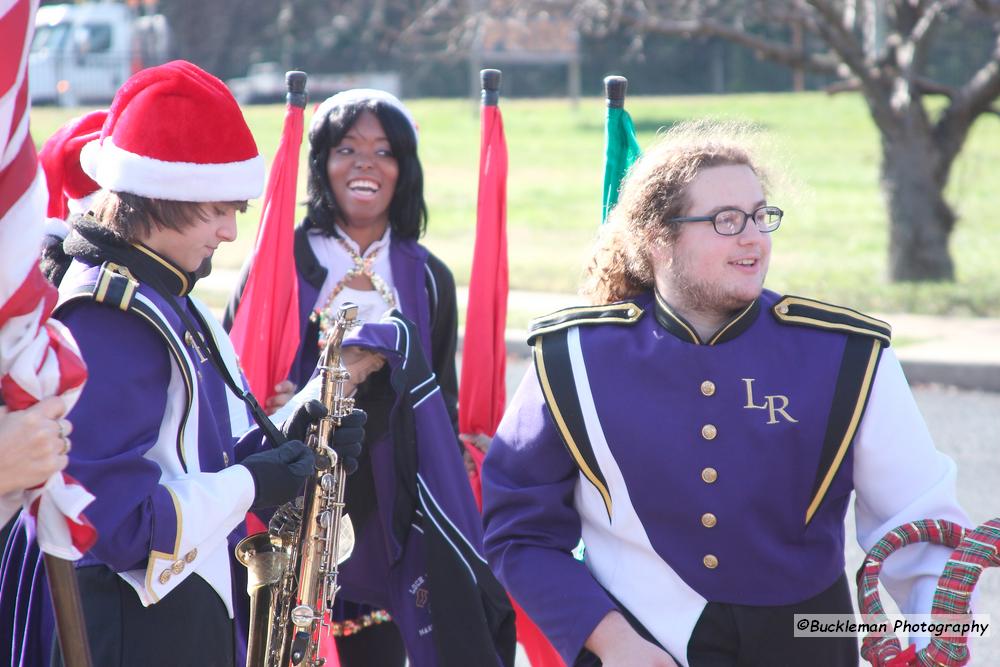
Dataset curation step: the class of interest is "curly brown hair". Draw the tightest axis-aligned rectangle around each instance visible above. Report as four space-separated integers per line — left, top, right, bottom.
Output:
581 121 768 305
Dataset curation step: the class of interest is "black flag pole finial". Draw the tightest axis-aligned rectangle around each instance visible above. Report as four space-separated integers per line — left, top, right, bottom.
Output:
604 75 627 109
481 69 502 107
286 71 308 109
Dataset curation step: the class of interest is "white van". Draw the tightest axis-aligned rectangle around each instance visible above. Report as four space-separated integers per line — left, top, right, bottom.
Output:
29 3 170 106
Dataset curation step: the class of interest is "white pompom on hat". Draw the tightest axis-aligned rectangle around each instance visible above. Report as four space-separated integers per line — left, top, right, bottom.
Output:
80 60 264 202
310 88 418 142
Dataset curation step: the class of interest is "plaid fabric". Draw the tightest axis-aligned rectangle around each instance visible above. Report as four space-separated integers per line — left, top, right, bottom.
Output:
923 518 1000 666
856 519 967 666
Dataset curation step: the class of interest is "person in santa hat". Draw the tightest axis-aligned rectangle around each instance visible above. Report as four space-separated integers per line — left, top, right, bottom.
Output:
37 109 107 286
0 60 366 667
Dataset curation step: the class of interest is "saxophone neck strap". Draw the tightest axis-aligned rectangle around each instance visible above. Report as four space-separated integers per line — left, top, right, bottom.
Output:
143 273 287 447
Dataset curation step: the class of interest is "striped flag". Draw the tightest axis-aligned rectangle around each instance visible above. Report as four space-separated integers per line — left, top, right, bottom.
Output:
0 0 94 558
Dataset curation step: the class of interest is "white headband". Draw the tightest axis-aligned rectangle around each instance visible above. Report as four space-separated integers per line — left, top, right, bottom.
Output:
310 89 418 142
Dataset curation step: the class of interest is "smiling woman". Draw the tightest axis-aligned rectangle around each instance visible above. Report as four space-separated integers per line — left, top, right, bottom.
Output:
222 90 515 667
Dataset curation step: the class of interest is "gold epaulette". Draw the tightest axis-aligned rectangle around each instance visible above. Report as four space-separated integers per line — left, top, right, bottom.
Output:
90 261 140 312
772 295 891 346
527 301 644 345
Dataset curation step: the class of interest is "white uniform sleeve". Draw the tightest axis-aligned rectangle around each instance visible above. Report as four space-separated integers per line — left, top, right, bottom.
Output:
853 349 971 640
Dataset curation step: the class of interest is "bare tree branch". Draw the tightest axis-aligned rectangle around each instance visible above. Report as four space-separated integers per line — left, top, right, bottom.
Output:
613 11 841 74
937 32 1000 152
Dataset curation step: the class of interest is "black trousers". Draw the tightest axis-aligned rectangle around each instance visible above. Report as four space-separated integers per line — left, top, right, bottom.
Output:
577 574 857 667
53 565 234 667
687 574 858 667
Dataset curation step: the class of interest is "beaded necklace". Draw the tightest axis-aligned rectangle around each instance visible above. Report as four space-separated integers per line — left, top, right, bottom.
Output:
310 235 396 344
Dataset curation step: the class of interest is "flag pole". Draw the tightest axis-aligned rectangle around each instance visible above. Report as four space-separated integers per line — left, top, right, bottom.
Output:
44 554 93 667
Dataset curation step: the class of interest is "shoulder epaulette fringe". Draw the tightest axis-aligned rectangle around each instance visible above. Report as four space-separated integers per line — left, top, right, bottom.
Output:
527 302 644 345
772 295 891 346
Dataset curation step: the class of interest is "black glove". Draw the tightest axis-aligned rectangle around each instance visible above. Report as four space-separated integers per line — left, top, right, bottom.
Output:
240 439 315 509
282 399 328 442
281 400 366 475
330 408 366 475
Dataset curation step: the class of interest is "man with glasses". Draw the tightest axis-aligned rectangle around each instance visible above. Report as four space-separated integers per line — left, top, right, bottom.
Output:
480 123 968 666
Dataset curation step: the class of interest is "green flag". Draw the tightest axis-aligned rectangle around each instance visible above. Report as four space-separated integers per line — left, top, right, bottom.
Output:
601 104 641 223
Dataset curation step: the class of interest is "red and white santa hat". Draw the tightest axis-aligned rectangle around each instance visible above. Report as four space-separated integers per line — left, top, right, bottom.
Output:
38 109 107 222
81 60 264 202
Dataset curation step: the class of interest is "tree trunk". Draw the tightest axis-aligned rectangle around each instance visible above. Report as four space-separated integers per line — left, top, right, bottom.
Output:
880 133 956 281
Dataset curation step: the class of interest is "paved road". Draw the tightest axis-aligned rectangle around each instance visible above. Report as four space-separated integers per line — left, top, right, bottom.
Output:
486 358 1000 665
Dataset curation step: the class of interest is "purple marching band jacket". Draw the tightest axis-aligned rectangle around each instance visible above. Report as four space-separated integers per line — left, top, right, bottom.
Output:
481 289 970 666
0 251 266 667
281 222 460 436
225 221 514 665
280 313 516 667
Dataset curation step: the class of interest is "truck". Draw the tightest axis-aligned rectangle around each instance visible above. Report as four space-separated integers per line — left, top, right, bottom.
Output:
29 2 171 106
227 62 402 105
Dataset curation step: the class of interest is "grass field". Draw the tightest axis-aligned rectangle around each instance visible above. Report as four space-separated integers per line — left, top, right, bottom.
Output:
30 92 1000 324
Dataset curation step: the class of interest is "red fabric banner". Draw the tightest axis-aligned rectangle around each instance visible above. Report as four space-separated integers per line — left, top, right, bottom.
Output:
460 99 564 667
228 103 303 403
459 104 508 439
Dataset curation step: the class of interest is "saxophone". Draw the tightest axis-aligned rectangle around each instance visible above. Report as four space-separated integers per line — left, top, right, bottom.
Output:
236 303 360 667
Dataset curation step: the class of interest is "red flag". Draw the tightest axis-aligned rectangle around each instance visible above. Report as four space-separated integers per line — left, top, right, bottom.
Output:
0 0 94 558
459 76 508 444
229 79 304 403
460 69 565 667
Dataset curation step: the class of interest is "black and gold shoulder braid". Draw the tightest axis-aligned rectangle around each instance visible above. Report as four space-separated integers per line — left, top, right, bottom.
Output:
527 301 644 345
772 295 891 346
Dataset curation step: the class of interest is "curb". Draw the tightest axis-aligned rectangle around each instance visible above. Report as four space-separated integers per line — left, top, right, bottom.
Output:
897 360 1000 393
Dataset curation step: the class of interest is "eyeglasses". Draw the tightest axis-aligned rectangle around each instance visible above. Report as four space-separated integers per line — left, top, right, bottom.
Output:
668 205 783 236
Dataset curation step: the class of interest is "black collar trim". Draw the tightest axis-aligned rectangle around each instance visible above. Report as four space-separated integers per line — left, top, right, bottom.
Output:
64 216 197 296
130 242 191 295
653 291 760 345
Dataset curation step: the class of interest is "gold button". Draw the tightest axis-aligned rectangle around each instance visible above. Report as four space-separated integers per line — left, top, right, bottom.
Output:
222 452 230 466
171 560 185 575
701 467 718 484
626 308 636 317
184 331 195 347
701 513 717 528
158 569 171 585
701 424 717 440
703 554 719 569
700 381 715 397
184 549 198 563
777 304 789 315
